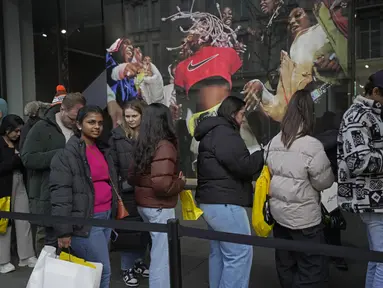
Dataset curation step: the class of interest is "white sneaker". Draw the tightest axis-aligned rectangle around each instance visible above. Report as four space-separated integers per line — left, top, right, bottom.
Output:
0 262 16 274
19 256 37 268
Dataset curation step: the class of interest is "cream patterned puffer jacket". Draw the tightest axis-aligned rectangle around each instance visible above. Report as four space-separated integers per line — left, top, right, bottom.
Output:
265 132 334 230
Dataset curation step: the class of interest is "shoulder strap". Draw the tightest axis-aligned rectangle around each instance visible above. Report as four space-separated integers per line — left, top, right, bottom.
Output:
265 139 272 162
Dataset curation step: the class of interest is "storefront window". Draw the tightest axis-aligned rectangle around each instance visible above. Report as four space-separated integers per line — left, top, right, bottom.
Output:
1 0 364 176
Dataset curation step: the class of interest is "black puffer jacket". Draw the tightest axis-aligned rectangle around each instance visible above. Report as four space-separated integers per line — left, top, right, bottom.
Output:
194 117 264 207
50 136 118 238
109 126 150 251
109 126 136 213
109 126 134 188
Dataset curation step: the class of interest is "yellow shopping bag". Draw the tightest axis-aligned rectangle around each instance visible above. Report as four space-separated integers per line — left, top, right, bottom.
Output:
180 190 203 220
59 252 96 269
0 196 11 235
252 165 274 238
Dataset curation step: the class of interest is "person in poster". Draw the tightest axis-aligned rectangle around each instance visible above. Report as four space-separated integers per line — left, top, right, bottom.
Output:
106 38 164 127
162 2 259 164
244 0 348 122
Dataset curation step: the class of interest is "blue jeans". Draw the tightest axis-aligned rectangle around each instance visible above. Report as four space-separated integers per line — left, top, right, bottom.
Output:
138 206 175 288
121 250 145 270
200 204 253 288
361 213 383 288
71 210 112 288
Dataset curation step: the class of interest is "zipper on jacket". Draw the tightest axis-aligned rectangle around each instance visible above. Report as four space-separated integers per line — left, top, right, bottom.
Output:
80 142 95 218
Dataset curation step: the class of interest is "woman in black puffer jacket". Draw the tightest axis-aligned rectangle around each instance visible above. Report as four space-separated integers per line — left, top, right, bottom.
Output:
109 100 150 287
50 106 118 288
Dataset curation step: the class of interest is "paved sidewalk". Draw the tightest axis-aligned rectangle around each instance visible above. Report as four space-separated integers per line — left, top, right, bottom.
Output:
2 204 369 287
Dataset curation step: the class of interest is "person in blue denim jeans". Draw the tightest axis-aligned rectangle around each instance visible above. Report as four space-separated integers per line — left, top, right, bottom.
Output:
337 71 383 288
50 106 119 288
109 100 150 287
129 103 186 287
194 96 264 288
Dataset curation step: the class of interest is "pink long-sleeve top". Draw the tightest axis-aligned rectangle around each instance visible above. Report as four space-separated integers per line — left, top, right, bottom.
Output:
86 145 112 213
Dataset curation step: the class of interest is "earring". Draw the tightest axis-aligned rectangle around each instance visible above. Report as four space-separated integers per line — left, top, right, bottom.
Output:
79 128 82 130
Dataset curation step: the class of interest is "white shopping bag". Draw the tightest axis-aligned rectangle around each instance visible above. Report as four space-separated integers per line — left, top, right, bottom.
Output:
26 245 103 288
321 182 338 213
26 246 57 288
43 256 102 288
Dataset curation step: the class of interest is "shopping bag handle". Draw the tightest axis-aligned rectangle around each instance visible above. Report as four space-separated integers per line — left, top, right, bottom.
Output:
56 247 75 262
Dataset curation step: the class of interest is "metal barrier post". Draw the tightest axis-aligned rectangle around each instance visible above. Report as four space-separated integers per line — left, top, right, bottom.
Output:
167 218 182 288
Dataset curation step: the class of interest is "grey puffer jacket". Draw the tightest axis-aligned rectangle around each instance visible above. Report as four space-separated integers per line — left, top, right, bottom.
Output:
266 132 334 230
50 136 118 238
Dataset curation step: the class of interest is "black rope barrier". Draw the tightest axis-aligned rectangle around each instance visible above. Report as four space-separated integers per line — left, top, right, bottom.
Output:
1 210 383 288
0 211 167 233
180 225 383 262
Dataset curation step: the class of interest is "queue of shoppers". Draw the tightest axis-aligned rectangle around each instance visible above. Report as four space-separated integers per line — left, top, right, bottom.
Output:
3 71 383 288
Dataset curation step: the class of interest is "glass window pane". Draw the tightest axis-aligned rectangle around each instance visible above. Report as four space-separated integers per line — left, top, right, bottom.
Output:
371 17 380 30
371 31 381 58
152 0 160 28
359 18 370 31
360 32 370 59
152 43 160 65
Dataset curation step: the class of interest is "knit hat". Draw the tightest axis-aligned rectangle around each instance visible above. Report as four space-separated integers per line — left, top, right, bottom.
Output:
52 85 67 106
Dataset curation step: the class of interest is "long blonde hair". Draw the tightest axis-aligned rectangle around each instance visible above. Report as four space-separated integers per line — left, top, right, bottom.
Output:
121 100 147 139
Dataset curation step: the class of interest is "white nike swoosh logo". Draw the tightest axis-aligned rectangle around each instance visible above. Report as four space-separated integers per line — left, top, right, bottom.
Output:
187 54 219 71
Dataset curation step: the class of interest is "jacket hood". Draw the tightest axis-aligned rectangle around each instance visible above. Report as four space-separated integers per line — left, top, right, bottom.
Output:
194 116 234 141
44 104 61 126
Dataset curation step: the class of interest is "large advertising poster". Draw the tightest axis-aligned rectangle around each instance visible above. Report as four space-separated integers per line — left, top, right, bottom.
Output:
104 0 350 177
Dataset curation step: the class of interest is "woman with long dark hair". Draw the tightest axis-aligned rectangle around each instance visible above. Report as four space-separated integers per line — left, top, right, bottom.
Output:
50 106 118 288
129 103 185 288
266 90 334 287
109 100 150 286
0 115 37 274
194 96 264 288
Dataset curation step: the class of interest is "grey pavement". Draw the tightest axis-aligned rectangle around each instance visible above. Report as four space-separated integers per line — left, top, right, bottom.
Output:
2 203 370 287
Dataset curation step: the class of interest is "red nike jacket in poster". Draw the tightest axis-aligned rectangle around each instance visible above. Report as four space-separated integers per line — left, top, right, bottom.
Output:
175 46 242 94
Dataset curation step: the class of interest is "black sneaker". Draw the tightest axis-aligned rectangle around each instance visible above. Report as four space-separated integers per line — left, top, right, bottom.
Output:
134 261 149 278
122 269 139 287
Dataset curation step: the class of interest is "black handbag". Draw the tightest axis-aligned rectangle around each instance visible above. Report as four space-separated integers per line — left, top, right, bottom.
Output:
110 191 150 251
322 205 347 230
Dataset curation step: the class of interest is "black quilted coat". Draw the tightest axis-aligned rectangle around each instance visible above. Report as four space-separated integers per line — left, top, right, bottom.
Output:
50 135 118 238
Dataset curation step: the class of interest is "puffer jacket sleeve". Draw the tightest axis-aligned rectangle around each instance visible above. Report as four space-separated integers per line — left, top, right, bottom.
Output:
151 140 185 197
50 149 73 237
108 136 120 178
213 127 264 180
307 140 334 191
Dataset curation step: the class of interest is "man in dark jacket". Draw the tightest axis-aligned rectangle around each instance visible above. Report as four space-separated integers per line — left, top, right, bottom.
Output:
19 101 51 153
21 93 86 254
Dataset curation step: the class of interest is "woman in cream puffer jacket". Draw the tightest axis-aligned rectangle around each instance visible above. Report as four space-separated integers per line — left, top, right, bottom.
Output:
266 89 334 288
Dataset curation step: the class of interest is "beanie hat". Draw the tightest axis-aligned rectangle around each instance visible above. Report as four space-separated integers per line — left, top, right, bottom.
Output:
52 85 67 106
